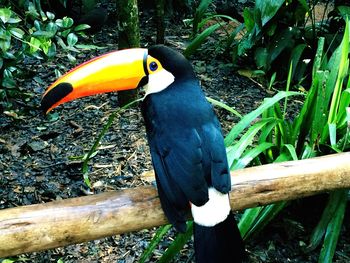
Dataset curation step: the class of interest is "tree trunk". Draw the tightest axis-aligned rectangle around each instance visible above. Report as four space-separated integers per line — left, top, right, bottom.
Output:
156 0 165 44
117 0 141 106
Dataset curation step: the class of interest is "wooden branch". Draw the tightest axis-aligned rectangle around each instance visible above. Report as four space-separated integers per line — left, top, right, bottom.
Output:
1 152 350 257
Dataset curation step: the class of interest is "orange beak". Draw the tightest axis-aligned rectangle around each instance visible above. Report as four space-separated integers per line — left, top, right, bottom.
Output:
41 48 148 113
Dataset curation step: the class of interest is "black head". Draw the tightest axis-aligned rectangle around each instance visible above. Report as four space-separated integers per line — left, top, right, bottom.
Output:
148 45 196 81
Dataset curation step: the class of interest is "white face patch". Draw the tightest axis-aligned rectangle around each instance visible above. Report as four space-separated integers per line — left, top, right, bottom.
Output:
144 68 175 96
191 187 231 227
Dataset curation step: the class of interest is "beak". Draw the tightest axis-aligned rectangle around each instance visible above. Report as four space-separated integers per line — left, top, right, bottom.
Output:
41 48 148 113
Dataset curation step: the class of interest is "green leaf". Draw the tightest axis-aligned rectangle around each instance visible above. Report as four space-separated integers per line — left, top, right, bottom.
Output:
206 97 242 118
243 7 255 32
158 222 194 263
75 44 107 50
74 24 91 31
62 17 74 28
338 6 350 18
46 21 58 35
32 30 55 38
227 118 277 168
255 0 285 27
192 0 213 36
254 47 269 70
139 225 172 263
184 23 220 58
0 8 12 23
9 27 25 39
239 206 263 239
67 33 78 47
290 43 307 80
27 2 40 18
82 99 143 187
46 11 55 20
318 190 347 263
244 202 286 239
308 191 347 252
232 142 275 170
224 91 302 147
47 42 57 58
67 53 76 64
0 31 11 52
29 37 41 53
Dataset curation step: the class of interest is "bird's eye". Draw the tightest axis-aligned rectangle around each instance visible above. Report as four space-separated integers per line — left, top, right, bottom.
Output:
149 61 158 71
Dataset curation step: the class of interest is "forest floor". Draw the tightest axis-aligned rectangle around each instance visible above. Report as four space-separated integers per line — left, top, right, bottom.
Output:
1 2 350 263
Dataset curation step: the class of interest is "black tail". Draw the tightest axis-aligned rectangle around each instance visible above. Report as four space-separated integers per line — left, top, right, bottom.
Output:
193 212 245 263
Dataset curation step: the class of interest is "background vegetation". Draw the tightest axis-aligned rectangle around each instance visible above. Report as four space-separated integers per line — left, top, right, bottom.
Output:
1 0 349 262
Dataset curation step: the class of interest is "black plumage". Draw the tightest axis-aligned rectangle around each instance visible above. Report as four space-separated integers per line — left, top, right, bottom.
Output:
141 46 245 262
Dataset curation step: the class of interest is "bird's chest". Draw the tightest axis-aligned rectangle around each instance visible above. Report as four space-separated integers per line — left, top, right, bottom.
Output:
141 87 211 135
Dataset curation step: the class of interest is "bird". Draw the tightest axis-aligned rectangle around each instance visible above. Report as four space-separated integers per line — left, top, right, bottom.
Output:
41 45 245 263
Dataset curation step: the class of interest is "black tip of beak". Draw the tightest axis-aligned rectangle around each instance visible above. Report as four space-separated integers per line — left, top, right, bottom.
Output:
41 83 73 113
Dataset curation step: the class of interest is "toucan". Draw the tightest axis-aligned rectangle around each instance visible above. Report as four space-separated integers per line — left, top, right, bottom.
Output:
41 45 245 263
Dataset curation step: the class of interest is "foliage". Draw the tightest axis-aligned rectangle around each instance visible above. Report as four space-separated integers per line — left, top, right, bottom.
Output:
185 0 348 87
0 2 92 110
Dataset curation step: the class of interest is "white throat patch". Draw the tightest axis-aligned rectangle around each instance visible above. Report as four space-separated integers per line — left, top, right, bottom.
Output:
144 69 175 96
191 187 231 227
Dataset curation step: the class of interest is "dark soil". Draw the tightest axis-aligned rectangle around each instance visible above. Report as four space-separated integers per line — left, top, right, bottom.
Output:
1 2 350 263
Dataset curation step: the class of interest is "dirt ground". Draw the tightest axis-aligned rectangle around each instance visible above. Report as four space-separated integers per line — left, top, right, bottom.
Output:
1 2 350 263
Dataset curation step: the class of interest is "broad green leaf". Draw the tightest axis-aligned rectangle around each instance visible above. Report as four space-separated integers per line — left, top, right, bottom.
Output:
47 42 57 58
34 20 41 30
0 35 11 52
225 91 302 147
7 17 21 24
9 27 25 39
243 7 255 32
67 33 78 47
67 53 76 64
254 47 268 70
239 207 263 239
29 37 41 53
338 6 350 18
46 21 58 35
267 27 296 65
62 17 74 28
74 24 91 31
184 23 220 58
0 8 12 23
255 0 285 27
46 11 55 20
32 30 56 38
